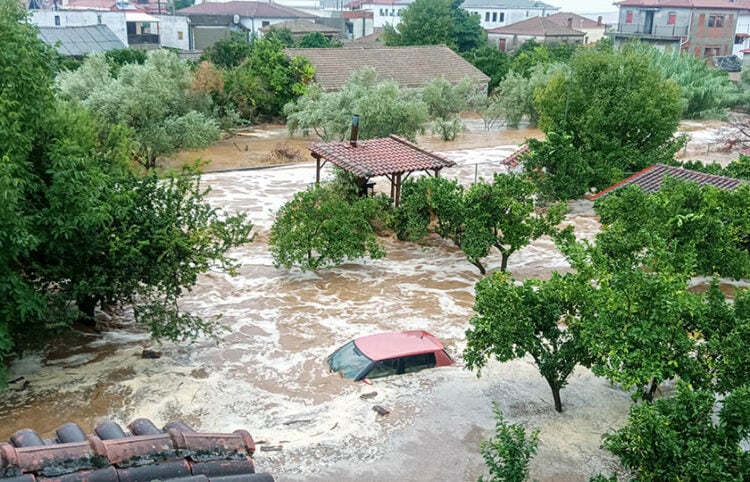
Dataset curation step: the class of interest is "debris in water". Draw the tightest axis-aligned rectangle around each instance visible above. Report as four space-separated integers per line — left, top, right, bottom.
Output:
260 445 283 452
360 392 378 400
141 349 162 359
372 405 390 416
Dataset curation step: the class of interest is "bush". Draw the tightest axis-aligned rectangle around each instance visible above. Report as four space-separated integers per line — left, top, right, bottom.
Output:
479 404 539 482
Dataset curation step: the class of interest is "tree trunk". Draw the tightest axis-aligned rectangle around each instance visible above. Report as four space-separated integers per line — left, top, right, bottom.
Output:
546 378 563 413
469 259 486 275
77 295 98 327
500 252 509 273
644 378 659 402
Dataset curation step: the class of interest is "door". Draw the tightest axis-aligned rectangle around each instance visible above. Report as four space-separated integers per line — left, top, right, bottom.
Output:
644 10 654 34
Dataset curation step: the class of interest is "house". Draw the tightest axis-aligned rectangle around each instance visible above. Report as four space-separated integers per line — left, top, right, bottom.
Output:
342 10 375 40
611 0 750 58
590 163 748 200
545 11 607 44
486 15 585 51
732 7 750 56
461 0 558 30
177 1 317 49
37 24 126 56
283 44 490 91
31 8 170 50
343 0 413 29
259 19 342 40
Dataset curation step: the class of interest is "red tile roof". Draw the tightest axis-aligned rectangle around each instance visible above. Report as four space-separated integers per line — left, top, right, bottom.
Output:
343 10 374 18
177 1 314 18
615 0 750 9
308 135 455 177
500 144 529 168
285 45 489 91
0 418 272 481
487 16 585 37
545 12 604 30
590 163 748 200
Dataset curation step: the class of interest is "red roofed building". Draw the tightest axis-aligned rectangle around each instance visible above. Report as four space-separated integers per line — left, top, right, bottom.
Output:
589 163 748 200
545 11 608 44
611 0 750 58
309 134 455 206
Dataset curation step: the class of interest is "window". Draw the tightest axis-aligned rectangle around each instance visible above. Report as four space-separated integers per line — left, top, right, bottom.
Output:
367 359 399 379
704 46 720 57
736 34 745 45
492 12 497 22
177 31 183 40
499 12 504 22
54 15 60 25
379 8 384 15
626 11 633 23
403 353 436 374
525 10 529 17
261 21 270 27
97 14 102 24
667 12 676 25
708 15 724 28
485 12 490 22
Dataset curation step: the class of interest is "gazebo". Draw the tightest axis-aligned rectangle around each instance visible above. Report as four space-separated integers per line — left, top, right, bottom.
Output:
308 135 456 206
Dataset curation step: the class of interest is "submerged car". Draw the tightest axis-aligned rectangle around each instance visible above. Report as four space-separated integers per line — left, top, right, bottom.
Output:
327 330 454 382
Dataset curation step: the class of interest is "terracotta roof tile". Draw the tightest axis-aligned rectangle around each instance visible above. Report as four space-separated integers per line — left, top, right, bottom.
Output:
178 1 314 18
308 135 455 177
487 16 585 36
545 12 604 29
590 163 748 200
500 144 529 168
284 45 490 91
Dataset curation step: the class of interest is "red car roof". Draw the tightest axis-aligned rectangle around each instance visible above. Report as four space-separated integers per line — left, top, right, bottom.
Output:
354 330 445 361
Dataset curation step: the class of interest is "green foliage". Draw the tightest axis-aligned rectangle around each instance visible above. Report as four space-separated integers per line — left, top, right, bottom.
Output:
522 132 590 201
1 0 254 385
625 42 746 118
421 76 475 140
465 272 591 412
393 174 568 274
225 37 314 121
461 46 509 93
59 50 221 169
509 40 574 78
466 92 505 131
682 155 750 181
295 32 342 48
479 403 539 482
496 63 564 128
382 0 486 53
201 31 253 68
595 180 750 279
265 27 294 48
603 383 750 481
104 48 148 74
173 0 194 10
269 184 387 271
285 67 428 141
528 47 683 199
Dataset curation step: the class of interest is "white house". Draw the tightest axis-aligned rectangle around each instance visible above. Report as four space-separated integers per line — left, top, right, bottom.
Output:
545 11 606 44
461 0 558 30
344 0 413 28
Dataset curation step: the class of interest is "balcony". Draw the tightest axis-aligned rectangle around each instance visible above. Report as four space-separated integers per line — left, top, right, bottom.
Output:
611 23 689 40
128 33 160 45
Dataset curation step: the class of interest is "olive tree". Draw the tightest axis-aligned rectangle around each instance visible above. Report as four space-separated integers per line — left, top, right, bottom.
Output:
465 272 591 413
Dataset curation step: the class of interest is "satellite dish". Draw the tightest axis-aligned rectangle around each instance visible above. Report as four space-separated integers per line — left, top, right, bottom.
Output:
233 14 239 24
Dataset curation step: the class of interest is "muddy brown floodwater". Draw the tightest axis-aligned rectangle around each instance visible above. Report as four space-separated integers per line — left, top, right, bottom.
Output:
0 118 744 481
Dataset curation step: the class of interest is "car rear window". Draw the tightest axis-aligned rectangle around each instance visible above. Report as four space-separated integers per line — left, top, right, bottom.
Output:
328 341 372 379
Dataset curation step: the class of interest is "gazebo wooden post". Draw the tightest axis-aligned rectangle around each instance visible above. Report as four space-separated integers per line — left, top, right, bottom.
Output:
314 154 322 184
394 173 402 207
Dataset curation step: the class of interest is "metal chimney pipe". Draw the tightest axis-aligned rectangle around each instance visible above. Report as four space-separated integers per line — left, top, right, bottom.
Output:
350 114 360 147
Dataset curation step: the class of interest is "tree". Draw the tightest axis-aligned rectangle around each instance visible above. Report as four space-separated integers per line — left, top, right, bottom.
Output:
461 46 509 93
495 63 564 128
296 32 342 48
264 27 295 48
594 181 750 280
465 272 591 413
59 50 221 169
269 184 388 271
225 36 314 120
527 47 683 199
421 76 474 140
603 383 750 481
200 31 253 69
1 0 253 385
393 174 569 274
479 403 539 482
284 67 429 141
382 0 486 53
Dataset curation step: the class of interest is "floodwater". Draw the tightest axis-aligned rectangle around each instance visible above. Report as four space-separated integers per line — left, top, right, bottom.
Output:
0 119 743 481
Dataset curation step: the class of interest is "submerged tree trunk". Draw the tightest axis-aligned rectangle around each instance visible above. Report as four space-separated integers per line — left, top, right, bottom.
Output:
469 259 486 275
77 295 98 326
547 378 563 413
644 378 659 402
500 252 510 273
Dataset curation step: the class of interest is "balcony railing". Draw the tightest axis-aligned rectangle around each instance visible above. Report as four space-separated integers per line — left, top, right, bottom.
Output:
128 33 160 45
613 23 689 39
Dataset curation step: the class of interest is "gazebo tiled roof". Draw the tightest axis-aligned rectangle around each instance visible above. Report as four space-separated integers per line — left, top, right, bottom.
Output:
309 135 455 177
590 163 748 200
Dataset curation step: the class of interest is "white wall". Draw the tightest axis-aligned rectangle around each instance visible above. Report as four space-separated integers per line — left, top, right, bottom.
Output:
734 13 750 57
154 14 190 50
32 10 129 46
239 16 300 37
465 6 557 30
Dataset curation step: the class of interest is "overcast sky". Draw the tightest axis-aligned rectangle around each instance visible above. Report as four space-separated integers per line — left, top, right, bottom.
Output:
550 0 618 13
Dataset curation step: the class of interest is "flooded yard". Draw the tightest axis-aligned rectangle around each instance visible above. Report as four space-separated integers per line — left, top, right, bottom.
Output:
0 118 741 481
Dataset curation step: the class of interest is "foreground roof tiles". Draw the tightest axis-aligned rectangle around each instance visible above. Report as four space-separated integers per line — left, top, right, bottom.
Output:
0 418 273 481
590 163 748 200
177 1 314 18
37 25 125 56
284 45 490 91
309 135 455 177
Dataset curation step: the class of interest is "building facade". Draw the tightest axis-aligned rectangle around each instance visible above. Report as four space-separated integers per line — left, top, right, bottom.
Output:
461 0 557 30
